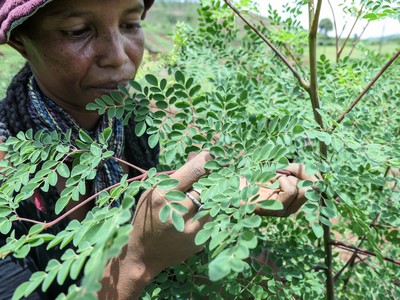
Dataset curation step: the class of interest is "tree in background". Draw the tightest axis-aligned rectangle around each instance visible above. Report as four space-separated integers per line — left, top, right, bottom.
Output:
319 17 333 37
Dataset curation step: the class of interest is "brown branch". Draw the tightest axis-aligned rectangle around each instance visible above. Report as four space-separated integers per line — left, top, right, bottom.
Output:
330 240 400 266
335 48 400 126
224 0 310 91
14 170 176 229
309 1 334 299
113 156 147 174
327 0 339 58
337 5 365 61
348 21 370 58
333 213 380 282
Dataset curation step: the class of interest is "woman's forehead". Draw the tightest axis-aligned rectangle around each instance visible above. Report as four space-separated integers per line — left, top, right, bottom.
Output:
36 0 145 18
0 0 154 43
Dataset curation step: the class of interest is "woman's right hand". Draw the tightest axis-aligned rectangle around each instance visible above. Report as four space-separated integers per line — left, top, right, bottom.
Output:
100 151 212 299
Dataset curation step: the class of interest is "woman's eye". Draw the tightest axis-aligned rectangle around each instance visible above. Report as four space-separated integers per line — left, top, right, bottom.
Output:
122 23 141 32
60 28 90 38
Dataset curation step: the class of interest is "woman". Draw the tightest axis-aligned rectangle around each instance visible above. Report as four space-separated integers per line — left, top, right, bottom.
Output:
0 0 315 299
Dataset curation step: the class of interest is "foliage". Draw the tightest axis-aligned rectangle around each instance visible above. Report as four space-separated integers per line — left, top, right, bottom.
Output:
0 0 399 299
319 18 333 37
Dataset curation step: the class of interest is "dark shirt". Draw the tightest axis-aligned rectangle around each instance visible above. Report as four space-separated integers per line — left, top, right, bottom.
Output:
0 200 74 299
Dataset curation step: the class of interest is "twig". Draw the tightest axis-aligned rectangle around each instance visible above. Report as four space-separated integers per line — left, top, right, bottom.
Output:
308 1 334 299
113 156 147 174
14 170 175 229
335 48 400 126
224 0 310 91
333 213 380 282
330 240 400 266
327 0 339 58
337 5 365 61
348 21 370 58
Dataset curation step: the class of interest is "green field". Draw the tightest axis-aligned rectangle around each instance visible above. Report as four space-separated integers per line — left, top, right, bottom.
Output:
0 45 26 98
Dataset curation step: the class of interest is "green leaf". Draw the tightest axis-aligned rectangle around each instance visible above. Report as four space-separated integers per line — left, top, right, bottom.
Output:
135 122 146 137
29 224 45 235
298 180 314 188
148 134 159 148
14 244 31 258
159 205 171 222
195 228 212 245
320 206 337 218
158 178 180 190
70 254 87 280
209 255 231 281
258 200 284 210
205 160 220 171
55 195 70 214
145 74 158 86
122 196 135 210
242 215 262 228
165 190 186 201
175 70 185 84
170 202 189 214
57 258 74 285
78 130 93 143
57 163 70 178
312 222 324 238
42 269 58 292
171 211 184 232
0 220 12 234
13 282 31 300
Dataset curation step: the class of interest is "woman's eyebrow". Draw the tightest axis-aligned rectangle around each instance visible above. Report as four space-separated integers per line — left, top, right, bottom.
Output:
46 9 92 20
123 5 145 16
46 4 145 20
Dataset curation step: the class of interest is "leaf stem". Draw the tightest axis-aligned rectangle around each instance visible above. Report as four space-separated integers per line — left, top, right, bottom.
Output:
335 48 400 126
337 5 365 61
330 240 400 266
224 0 310 91
308 1 334 299
14 170 175 229
113 156 147 174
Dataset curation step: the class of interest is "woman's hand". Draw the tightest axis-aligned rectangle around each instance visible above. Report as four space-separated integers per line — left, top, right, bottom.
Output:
100 151 212 299
241 163 319 217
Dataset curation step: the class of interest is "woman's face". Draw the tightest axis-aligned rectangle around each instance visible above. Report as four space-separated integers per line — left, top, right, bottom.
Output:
12 0 145 110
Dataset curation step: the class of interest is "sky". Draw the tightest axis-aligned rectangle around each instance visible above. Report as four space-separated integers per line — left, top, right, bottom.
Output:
256 1 400 39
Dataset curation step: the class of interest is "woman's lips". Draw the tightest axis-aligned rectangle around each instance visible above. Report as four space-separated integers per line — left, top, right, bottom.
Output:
90 81 130 95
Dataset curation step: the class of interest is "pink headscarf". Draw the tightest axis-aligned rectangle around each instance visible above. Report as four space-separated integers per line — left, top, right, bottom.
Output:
0 0 154 44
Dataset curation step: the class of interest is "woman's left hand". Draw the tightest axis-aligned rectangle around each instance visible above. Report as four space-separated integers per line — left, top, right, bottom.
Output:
240 163 319 217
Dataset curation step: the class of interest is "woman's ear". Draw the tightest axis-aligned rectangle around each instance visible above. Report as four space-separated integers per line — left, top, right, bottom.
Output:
8 32 29 59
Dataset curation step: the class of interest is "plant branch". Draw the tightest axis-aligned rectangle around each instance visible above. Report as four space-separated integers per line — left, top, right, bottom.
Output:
333 213 380 282
327 0 339 58
113 156 147 174
330 240 400 266
337 5 365 61
224 0 310 91
308 1 334 299
14 170 175 229
348 21 370 58
335 48 400 126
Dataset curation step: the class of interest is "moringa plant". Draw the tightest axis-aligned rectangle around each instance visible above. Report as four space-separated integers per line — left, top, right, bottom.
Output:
0 0 399 299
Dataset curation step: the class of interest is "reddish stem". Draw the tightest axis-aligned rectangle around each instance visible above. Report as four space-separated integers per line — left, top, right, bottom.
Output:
14 170 175 229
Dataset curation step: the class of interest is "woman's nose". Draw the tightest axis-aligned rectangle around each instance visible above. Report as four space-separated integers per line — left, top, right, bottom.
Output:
95 31 128 69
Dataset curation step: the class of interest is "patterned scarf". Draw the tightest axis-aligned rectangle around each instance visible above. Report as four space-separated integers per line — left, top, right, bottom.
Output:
26 76 124 207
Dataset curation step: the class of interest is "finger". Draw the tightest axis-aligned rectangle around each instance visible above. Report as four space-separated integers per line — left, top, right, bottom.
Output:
276 176 298 211
184 189 202 214
187 151 198 161
170 151 213 191
284 163 319 182
285 176 307 215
